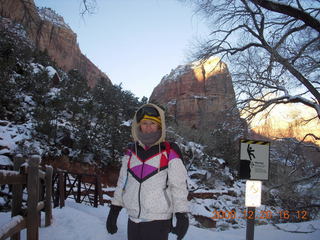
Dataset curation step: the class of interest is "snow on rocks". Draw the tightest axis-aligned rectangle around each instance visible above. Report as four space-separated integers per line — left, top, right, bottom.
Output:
37 7 71 30
0 120 33 161
0 156 13 167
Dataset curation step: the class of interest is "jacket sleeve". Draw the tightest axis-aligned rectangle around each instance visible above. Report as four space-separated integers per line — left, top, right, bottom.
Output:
167 143 189 213
111 153 130 207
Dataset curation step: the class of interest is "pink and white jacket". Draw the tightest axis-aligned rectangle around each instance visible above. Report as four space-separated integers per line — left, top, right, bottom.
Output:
111 103 189 221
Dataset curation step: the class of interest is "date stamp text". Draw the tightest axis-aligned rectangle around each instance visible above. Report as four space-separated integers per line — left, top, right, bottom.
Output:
211 210 309 220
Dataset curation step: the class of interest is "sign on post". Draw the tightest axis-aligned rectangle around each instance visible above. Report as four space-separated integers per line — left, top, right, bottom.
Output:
239 139 270 180
245 180 262 207
244 180 262 240
239 140 269 240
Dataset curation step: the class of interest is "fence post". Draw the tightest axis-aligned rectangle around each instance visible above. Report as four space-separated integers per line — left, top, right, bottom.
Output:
52 170 59 208
26 155 40 240
59 172 65 208
94 176 98 207
11 155 25 240
38 178 43 227
45 165 53 226
77 175 82 203
95 175 103 206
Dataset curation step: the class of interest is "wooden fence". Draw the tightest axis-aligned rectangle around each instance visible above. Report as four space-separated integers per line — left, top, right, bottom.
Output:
52 170 103 208
0 155 53 240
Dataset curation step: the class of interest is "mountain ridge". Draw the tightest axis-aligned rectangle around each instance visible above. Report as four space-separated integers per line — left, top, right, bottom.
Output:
0 0 110 87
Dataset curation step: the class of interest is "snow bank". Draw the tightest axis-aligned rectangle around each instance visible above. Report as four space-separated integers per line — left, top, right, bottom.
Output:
1 200 319 240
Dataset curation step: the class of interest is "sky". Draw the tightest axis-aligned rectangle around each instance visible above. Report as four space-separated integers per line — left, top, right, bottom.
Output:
1 200 320 240
34 0 210 100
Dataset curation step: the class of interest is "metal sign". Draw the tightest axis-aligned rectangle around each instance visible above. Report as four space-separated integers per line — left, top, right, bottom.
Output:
245 180 262 207
239 139 270 181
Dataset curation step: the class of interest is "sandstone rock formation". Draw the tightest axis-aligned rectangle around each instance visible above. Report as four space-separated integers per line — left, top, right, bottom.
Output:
150 57 239 131
0 0 110 87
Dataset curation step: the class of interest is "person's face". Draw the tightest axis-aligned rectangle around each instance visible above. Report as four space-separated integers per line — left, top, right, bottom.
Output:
140 119 160 134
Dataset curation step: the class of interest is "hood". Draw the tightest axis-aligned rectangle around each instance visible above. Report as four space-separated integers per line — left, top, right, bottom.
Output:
131 103 166 146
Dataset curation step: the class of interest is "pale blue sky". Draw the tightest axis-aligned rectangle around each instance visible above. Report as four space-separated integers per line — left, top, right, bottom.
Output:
34 0 210 99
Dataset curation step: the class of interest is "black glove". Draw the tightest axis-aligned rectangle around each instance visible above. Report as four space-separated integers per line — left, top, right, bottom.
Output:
172 212 189 240
106 205 122 234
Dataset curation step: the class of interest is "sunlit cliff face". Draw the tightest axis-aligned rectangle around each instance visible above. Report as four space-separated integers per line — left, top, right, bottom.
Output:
192 57 227 82
246 103 320 145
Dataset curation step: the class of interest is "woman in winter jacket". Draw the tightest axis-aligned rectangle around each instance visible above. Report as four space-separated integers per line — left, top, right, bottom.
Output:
106 103 189 240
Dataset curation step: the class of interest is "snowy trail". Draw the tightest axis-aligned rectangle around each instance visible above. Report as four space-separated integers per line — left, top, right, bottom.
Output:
1 200 320 240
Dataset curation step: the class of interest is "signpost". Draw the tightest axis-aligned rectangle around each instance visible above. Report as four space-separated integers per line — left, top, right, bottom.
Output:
245 180 262 207
239 139 270 240
245 180 262 240
239 140 270 180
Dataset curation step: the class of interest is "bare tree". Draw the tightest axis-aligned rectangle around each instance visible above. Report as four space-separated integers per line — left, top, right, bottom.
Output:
79 0 97 15
185 1 320 216
186 0 320 125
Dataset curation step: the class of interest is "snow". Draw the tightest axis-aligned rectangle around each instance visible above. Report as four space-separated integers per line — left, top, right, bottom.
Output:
0 200 319 240
216 157 226 165
30 62 44 74
0 170 19 177
159 56 225 85
193 95 208 99
0 17 29 41
121 120 132 127
160 65 190 84
0 155 12 166
47 88 60 99
37 7 71 30
30 63 58 79
0 215 24 237
0 121 32 155
167 99 177 105
45 66 57 78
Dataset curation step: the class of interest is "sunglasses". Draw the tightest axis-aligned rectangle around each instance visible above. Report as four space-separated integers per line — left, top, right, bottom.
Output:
136 106 160 123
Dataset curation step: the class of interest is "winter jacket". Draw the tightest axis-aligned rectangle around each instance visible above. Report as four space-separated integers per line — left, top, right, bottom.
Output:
111 103 189 221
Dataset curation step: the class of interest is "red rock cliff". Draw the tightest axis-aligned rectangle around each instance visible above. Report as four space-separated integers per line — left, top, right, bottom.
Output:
150 57 239 130
0 0 110 86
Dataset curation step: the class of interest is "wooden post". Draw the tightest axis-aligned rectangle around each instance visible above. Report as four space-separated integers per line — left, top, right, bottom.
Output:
11 155 25 240
96 175 104 206
26 155 40 240
77 175 82 203
58 172 65 208
45 165 53 226
52 170 59 208
94 176 98 207
38 178 43 227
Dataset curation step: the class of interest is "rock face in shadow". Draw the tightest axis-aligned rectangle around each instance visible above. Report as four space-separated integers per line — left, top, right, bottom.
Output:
150 57 239 131
0 0 110 86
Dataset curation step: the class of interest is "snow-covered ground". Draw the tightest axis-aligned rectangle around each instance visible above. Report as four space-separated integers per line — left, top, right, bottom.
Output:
1 200 319 240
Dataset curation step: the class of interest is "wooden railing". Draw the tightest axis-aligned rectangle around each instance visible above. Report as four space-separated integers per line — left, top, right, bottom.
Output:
52 170 103 208
0 155 53 240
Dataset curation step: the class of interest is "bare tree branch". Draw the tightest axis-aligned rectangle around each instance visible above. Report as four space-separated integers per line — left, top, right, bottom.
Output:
189 0 320 121
250 0 320 33
301 133 320 142
268 171 320 191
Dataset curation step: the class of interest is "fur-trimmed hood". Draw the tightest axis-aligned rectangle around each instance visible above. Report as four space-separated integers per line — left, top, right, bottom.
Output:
131 103 166 146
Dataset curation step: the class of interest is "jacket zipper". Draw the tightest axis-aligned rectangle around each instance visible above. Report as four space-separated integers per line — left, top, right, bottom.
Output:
137 161 144 218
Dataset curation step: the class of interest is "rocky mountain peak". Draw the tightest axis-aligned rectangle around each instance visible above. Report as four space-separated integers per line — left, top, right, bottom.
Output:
37 7 71 30
160 57 227 86
0 0 110 87
150 57 239 132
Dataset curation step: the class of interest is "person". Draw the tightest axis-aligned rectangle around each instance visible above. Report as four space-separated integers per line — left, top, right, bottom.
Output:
106 103 189 240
